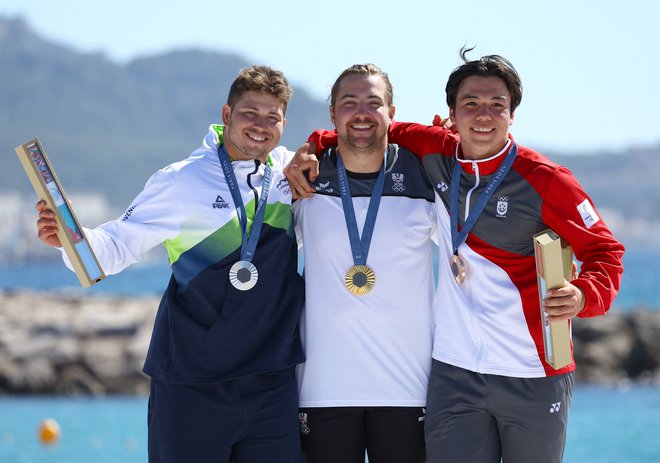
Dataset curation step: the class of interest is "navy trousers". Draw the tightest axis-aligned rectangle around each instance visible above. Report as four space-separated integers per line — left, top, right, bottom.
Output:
148 367 302 463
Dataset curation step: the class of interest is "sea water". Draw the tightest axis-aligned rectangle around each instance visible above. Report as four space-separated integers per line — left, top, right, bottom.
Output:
0 387 658 463
0 249 658 462
0 248 657 309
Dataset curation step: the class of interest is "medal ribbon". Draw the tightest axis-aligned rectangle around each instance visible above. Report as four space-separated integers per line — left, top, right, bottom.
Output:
217 145 272 262
335 147 387 266
450 143 518 255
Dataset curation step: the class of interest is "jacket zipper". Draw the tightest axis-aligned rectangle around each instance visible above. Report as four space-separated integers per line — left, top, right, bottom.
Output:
246 160 260 206
464 160 485 371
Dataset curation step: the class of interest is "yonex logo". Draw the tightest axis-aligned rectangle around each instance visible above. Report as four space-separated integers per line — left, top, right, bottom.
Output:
437 181 448 192
418 407 426 422
549 402 561 413
212 195 229 209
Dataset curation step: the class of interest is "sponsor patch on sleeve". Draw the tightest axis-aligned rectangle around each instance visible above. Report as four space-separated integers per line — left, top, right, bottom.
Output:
577 198 599 228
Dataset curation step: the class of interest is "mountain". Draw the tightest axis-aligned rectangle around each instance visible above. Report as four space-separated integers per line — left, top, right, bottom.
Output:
0 16 331 207
1 16 658 251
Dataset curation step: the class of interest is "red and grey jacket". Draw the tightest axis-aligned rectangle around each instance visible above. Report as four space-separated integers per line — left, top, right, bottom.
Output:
311 123 624 377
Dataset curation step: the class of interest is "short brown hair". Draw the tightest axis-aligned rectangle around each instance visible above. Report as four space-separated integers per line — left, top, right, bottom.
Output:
330 63 394 107
227 65 293 114
445 47 523 113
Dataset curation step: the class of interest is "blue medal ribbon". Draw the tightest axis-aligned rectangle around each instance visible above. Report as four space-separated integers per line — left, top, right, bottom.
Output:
217 145 272 263
450 143 518 255
335 147 387 267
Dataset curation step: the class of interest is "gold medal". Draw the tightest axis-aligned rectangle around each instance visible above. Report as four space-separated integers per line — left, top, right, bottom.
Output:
344 264 376 296
450 254 467 284
229 260 259 291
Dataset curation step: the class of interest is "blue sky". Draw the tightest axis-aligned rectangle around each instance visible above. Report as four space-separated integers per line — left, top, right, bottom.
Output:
1 0 658 153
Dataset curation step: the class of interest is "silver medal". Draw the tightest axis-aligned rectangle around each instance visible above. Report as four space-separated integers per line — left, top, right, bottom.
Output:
229 260 259 291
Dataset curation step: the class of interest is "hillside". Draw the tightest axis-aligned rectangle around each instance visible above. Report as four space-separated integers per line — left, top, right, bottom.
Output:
1 16 658 251
0 17 331 207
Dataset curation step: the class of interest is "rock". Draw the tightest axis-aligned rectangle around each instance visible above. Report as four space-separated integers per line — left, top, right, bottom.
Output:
573 310 660 385
0 290 158 395
0 290 658 394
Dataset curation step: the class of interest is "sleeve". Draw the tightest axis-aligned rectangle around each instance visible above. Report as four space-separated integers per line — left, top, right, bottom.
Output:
61 169 183 275
541 167 625 318
308 121 459 158
272 145 296 168
388 121 459 159
307 129 337 156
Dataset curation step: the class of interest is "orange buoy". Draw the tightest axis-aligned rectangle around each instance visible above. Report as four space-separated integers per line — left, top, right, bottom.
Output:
38 419 61 445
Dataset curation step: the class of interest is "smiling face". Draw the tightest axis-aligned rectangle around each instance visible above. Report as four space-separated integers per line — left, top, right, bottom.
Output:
330 74 395 157
450 75 514 160
221 90 286 163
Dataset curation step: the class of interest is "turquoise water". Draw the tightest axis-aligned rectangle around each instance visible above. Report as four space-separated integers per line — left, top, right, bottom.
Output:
0 248 657 309
0 387 658 462
0 250 657 461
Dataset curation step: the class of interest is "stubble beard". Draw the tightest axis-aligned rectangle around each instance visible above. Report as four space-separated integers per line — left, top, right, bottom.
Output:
338 128 388 156
224 127 269 162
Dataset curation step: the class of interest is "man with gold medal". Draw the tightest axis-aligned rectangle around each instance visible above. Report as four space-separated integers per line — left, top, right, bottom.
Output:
292 50 624 463
292 64 437 463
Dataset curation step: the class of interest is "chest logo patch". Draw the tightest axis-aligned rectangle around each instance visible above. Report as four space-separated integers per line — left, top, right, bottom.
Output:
276 178 291 196
316 181 333 193
392 172 405 192
577 198 599 228
436 181 448 192
212 195 230 209
496 196 509 217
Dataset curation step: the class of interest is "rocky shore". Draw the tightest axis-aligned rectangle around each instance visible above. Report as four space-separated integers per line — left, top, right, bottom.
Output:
0 291 659 395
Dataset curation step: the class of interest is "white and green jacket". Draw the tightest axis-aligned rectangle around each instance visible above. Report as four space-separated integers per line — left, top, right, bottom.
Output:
65 125 304 383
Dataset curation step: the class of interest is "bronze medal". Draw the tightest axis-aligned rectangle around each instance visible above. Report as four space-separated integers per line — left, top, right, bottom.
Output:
344 264 376 296
450 254 467 284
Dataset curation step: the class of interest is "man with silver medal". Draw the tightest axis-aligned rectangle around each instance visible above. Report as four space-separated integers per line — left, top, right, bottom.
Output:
36 65 305 463
292 64 436 463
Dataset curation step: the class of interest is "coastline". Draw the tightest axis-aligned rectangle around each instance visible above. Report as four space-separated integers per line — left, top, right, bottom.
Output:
0 290 658 395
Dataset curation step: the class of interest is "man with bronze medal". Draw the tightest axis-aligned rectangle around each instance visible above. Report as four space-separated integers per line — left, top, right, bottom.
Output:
288 51 624 463
36 66 305 463
292 65 436 463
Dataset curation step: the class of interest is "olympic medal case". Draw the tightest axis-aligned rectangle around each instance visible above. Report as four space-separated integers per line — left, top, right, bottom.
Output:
15 138 105 288
533 230 573 370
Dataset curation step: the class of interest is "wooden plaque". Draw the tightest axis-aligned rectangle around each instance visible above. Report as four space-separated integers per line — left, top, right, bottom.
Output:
15 138 105 288
533 229 573 370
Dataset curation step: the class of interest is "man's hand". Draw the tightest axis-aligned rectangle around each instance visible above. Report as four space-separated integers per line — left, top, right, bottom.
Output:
543 280 585 322
36 200 62 247
284 142 319 199
432 114 456 132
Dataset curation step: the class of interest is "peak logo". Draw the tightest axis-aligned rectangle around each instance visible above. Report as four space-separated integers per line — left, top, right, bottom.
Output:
213 195 229 209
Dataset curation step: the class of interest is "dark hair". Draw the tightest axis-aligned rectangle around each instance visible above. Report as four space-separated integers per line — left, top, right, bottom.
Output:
445 47 522 113
330 63 394 107
227 65 293 114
